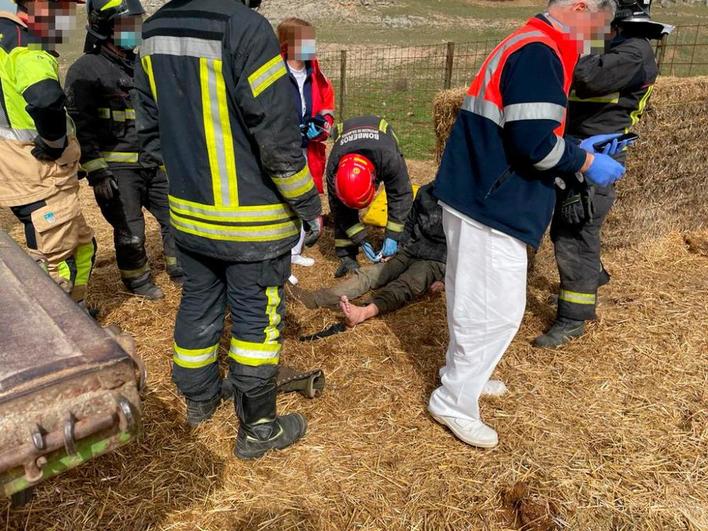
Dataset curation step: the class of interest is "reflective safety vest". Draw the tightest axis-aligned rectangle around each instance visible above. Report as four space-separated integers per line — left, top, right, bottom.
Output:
0 12 80 207
463 16 579 138
135 0 321 262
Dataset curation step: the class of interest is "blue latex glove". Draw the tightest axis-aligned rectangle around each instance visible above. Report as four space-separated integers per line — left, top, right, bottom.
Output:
584 153 626 187
580 133 634 156
381 237 398 257
306 122 323 140
361 241 382 263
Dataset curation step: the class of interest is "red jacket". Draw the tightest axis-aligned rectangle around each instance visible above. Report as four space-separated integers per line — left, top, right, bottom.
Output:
281 53 335 193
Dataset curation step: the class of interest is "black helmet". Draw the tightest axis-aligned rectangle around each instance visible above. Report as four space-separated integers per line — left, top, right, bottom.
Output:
86 0 144 41
241 0 262 8
613 0 673 39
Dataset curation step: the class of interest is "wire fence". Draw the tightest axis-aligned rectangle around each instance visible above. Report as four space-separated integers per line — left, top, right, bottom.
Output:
318 24 708 159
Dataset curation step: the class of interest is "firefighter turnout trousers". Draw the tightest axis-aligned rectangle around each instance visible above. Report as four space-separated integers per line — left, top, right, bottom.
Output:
95 167 177 288
10 182 96 303
550 184 615 321
172 246 290 403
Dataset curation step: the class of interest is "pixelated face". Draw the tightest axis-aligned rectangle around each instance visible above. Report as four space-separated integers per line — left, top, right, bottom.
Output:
565 3 614 49
290 26 316 61
24 1 79 46
113 14 143 50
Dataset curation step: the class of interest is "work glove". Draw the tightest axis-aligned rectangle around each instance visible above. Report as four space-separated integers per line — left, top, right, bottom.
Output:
559 188 595 226
580 133 634 156
361 241 382 263
303 216 322 247
334 256 359 278
584 153 625 187
302 115 329 141
381 237 398 258
31 136 68 162
88 168 120 202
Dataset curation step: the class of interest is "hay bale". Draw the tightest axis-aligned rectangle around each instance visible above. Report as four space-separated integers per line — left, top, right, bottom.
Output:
431 76 708 247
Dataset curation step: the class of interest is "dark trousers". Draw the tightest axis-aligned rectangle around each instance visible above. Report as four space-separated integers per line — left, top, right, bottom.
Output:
551 184 615 321
171 245 291 403
313 250 445 314
95 167 175 285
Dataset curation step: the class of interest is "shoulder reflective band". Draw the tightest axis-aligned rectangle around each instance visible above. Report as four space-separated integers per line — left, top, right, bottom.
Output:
534 136 565 171
559 289 596 305
200 58 238 208
168 195 295 223
82 158 108 172
170 211 300 242
0 126 36 142
173 342 219 369
569 90 620 104
345 223 366 239
100 151 139 163
263 286 282 342
141 36 222 60
503 102 566 123
276 166 315 200
462 95 503 127
378 118 389 133
248 55 287 98
141 56 158 101
229 338 280 367
386 220 404 232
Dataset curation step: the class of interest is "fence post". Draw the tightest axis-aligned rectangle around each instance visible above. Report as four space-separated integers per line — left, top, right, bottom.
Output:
655 33 668 74
444 42 455 90
339 50 347 120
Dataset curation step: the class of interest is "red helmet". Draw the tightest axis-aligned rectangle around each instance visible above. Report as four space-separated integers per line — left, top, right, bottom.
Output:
334 153 376 209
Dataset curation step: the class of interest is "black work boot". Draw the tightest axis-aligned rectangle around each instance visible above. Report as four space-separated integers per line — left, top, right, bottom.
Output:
234 381 307 460
533 318 585 348
186 393 221 427
166 258 185 285
334 256 359 278
124 271 165 300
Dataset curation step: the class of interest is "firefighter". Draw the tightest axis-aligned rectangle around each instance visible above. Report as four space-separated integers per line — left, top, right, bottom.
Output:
326 115 413 278
135 0 322 459
0 0 96 305
65 0 182 300
534 0 670 348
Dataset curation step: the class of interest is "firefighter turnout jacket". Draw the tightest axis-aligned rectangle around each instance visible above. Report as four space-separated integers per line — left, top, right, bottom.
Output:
135 0 321 262
326 115 413 255
568 32 658 137
65 46 151 172
0 11 81 207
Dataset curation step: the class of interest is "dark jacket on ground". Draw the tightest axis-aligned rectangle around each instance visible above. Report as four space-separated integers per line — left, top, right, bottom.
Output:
400 183 445 263
134 0 321 262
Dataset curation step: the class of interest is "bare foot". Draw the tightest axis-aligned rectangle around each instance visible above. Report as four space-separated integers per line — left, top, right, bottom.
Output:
339 295 372 328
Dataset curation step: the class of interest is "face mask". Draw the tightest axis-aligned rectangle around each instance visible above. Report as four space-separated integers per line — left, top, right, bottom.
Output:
295 38 316 61
115 31 141 50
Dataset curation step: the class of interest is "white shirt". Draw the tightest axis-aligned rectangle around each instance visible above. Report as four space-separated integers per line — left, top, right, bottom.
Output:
290 65 307 118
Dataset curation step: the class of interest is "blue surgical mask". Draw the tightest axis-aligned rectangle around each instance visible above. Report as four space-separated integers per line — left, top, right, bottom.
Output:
296 39 316 61
115 31 141 51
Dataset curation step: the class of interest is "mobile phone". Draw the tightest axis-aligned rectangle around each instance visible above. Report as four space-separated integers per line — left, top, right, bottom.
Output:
593 132 639 152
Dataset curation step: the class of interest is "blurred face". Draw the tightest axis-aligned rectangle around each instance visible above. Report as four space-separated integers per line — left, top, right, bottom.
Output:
113 14 143 50
290 26 316 61
550 1 614 51
23 1 78 46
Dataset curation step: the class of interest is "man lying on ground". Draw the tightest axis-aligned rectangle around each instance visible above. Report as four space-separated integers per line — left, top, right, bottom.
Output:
290 182 445 327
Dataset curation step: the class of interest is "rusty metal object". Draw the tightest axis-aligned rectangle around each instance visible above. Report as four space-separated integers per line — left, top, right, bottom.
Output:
0 230 143 499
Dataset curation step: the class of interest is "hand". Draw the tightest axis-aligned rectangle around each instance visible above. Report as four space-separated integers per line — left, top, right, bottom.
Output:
381 237 398 257
559 191 594 225
584 153 625 187
89 168 119 201
31 136 68 162
334 256 359 278
580 133 634 156
361 241 382 263
304 116 329 141
303 216 322 247
429 281 445 294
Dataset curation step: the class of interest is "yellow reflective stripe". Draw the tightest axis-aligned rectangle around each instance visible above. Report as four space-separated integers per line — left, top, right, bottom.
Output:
378 118 389 133
568 90 620 104
170 211 299 242
629 86 653 129
559 289 596 305
56 260 72 282
119 263 150 280
125 109 136 120
336 123 343 137
141 56 158 102
248 55 287 98
386 220 404 232
168 195 295 223
229 338 280 366
82 158 108 172
101 0 123 10
112 110 126 122
335 238 354 248
345 223 366 238
214 60 238 207
173 342 219 369
74 240 95 287
264 286 281 342
165 255 178 266
100 151 139 163
200 57 222 207
97 107 111 119
277 166 315 200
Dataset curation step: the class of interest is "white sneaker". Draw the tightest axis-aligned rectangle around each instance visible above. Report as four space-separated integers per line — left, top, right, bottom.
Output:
291 254 315 267
288 274 299 285
481 379 508 397
429 411 498 448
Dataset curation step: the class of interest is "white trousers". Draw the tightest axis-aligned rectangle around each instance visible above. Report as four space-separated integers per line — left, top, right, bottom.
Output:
291 226 305 256
428 206 527 421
